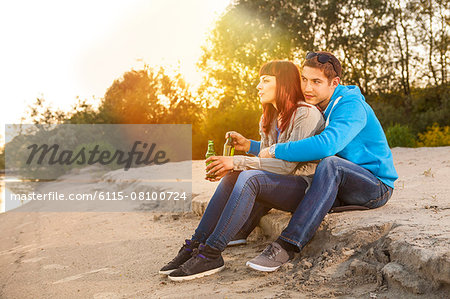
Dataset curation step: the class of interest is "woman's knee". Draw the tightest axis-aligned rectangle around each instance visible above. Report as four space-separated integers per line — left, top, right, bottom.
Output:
220 171 240 185
233 170 265 192
236 170 263 182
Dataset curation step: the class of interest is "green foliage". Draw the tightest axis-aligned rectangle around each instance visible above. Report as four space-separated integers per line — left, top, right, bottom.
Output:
98 68 166 124
368 96 409 129
97 66 203 126
385 124 416 148
197 0 300 113
198 0 418 98
200 102 261 156
410 85 450 133
369 85 450 136
68 98 102 124
417 124 450 147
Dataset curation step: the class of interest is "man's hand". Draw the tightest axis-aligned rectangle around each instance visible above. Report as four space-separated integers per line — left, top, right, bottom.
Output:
205 156 234 181
226 131 251 152
259 147 271 158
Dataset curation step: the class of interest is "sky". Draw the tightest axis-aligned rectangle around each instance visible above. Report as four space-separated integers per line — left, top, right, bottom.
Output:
0 0 231 144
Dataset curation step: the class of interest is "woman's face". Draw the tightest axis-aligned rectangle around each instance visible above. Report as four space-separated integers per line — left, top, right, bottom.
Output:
257 75 277 107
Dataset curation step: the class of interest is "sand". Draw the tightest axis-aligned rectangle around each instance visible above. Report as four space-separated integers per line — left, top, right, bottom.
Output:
0 147 449 298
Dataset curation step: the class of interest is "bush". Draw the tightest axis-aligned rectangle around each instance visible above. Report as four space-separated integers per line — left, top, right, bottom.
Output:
385 124 416 148
369 85 449 135
198 102 261 159
417 123 450 147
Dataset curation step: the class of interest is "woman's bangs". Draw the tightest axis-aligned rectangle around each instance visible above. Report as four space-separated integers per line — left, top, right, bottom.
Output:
259 62 278 77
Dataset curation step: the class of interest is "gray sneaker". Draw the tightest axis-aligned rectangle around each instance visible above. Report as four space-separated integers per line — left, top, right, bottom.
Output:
246 242 292 272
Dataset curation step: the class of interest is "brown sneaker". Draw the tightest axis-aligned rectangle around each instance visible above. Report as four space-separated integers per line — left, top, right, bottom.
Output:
246 242 292 272
168 244 224 281
159 239 199 275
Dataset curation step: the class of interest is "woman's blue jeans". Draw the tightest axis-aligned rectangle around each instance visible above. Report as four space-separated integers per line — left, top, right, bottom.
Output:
192 170 309 251
192 156 393 252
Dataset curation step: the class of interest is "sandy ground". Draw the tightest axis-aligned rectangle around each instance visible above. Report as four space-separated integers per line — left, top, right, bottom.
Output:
0 147 449 298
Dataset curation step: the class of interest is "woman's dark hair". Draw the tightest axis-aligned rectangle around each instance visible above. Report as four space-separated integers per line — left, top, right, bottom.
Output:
259 60 306 134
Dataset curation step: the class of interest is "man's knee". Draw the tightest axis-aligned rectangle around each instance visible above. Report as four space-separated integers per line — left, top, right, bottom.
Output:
318 156 342 171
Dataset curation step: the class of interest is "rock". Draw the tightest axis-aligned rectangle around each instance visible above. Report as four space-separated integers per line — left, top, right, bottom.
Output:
347 259 378 279
246 226 264 242
283 262 294 270
189 148 450 296
191 194 210 216
342 248 355 257
382 262 430 294
381 225 450 288
302 260 313 269
258 210 292 239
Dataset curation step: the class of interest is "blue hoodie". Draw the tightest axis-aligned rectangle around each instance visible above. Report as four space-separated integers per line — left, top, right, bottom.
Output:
248 84 398 188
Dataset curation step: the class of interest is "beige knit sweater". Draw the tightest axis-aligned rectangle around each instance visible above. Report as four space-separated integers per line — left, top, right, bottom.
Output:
232 103 325 186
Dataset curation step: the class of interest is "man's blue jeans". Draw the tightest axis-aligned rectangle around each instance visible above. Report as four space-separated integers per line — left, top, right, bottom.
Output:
192 156 393 252
279 156 393 249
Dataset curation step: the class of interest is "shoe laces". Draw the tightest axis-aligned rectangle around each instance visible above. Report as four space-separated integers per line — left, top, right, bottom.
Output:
178 239 194 253
262 244 281 260
168 240 194 264
191 246 207 259
179 247 207 271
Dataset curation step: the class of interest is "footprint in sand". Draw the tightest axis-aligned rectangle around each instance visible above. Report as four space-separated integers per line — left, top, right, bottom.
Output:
93 292 121 299
22 257 45 263
43 264 66 270
52 268 120 284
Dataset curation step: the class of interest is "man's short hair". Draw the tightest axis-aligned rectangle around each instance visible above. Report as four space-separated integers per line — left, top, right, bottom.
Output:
302 51 342 82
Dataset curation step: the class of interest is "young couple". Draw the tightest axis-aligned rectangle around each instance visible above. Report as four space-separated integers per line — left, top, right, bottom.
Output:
159 52 398 281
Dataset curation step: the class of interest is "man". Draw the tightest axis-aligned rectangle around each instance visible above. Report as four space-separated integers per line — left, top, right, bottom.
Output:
232 51 398 271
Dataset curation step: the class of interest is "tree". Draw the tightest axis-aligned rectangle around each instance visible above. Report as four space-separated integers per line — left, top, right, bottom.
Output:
68 97 101 124
98 68 166 124
24 97 67 125
199 0 400 98
97 66 203 126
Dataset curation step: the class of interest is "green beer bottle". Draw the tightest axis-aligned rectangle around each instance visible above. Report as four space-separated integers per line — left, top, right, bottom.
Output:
223 136 235 156
205 140 216 178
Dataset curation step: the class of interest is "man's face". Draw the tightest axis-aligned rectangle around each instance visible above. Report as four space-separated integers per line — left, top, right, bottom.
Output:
301 66 339 110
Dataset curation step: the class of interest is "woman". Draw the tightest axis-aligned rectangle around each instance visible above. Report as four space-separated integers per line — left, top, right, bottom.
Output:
159 60 325 281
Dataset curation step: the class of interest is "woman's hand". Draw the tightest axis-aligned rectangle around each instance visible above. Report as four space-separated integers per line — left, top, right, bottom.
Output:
205 156 234 181
226 131 251 152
